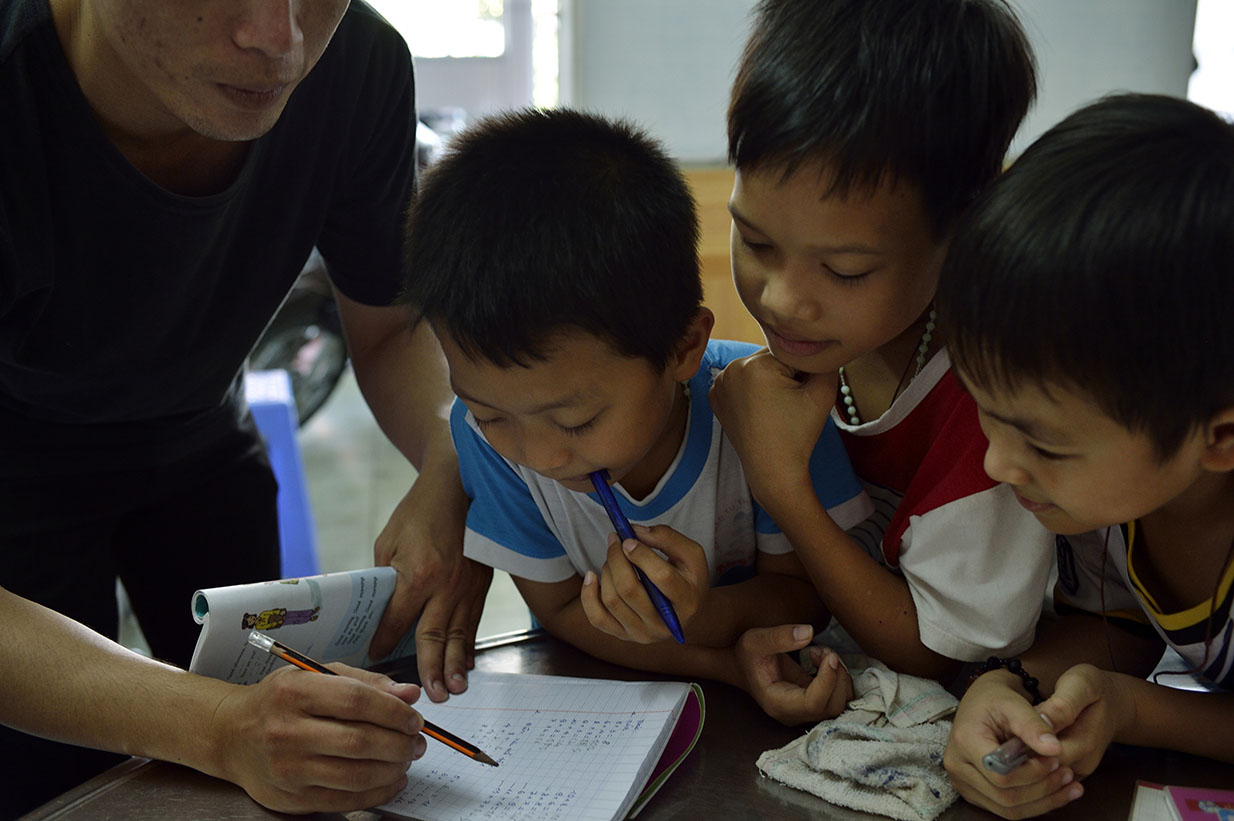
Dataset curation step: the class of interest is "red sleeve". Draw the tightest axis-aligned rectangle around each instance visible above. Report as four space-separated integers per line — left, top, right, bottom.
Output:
842 370 998 566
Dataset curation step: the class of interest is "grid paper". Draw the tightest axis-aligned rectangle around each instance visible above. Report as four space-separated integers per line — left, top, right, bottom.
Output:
379 671 688 821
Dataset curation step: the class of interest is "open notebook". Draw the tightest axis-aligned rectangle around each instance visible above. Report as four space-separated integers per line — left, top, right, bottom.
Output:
380 670 705 821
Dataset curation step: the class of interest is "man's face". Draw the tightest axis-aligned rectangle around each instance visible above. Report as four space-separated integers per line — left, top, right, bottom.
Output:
727 162 946 376
438 328 690 500
87 0 349 141
962 373 1209 535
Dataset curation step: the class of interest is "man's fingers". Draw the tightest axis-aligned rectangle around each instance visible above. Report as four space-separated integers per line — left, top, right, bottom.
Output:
440 560 491 682
330 664 423 706
441 572 488 694
415 589 463 702
254 669 426 748
251 774 414 816
371 577 430 661
293 757 416 797
461 563 491 670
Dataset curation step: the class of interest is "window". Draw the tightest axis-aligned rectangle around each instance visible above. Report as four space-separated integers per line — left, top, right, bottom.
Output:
367 0 507 59
1189 0 1234 119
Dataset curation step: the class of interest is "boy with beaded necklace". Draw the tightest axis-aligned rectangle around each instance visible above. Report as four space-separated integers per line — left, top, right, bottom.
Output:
402 108 872 697
711 0 1056 719
939 94 1234 817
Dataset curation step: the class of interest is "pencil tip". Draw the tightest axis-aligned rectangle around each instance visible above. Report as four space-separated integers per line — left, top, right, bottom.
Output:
478 752 499 767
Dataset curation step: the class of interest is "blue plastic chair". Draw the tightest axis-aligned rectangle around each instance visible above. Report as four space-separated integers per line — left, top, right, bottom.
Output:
245 369 320 578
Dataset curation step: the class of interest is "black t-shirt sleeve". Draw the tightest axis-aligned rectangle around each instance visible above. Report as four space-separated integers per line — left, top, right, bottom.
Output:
315 13 417 307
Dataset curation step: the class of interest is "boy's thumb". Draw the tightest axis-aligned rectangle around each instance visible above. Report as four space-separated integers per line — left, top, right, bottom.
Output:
1035 673 1093 744
1013 710 1062 758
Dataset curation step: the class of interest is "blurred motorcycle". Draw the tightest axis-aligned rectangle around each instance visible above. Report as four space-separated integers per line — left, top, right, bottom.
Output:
249 117 452 425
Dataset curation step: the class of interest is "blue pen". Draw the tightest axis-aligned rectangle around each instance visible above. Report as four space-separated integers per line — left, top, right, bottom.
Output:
588 469 686 644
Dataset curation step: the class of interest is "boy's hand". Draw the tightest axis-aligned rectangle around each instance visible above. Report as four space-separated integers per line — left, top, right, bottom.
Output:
1035 665 1129 787
944 669 1080 818
732 624 852 725
212 663 427 814
709 350 837 508
579 524 709 643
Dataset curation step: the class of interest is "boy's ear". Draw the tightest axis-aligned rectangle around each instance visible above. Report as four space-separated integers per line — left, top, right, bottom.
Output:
1200 406 1234 473
668 307 715 382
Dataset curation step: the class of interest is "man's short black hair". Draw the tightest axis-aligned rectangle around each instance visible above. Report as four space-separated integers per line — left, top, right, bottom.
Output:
728 0 1036 231
402 108 701 372
939 93 1234 458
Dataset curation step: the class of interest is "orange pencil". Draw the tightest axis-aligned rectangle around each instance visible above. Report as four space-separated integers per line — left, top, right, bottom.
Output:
247 630 498 767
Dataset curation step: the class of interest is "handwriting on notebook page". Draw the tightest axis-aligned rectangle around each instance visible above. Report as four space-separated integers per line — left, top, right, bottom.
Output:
380 671 692 821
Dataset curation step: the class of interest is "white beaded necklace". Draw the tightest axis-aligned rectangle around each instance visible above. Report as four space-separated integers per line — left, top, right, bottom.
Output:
838 308 936 426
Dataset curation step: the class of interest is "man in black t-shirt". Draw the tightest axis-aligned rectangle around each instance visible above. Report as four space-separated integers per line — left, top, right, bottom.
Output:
0 0 488 814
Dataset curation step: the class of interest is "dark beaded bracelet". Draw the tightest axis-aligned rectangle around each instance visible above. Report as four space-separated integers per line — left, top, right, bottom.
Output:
969 656 1043 705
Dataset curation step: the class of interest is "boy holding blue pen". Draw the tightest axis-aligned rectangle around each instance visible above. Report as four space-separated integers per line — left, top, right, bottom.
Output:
401 108 871 695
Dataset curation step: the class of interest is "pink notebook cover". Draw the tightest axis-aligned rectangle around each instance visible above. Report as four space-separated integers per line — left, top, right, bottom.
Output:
1165 785 1234 821
628 683 705 818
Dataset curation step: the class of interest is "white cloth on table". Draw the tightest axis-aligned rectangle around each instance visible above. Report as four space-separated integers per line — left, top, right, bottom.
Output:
756 658 959 821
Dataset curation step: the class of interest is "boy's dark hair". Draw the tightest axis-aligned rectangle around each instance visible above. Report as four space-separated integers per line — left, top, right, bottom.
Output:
402 108 701 372
728 0 1036 232
939 93 1234 458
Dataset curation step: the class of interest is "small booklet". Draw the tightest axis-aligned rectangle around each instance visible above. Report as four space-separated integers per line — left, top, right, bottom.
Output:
188 566 416 683
1128 780 1234 821
1164 784 1234 821
379 670 705 821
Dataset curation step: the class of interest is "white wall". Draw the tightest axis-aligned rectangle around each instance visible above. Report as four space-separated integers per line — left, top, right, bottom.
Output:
560 0 757 163
1009 0 1197 154
562 0 1198 163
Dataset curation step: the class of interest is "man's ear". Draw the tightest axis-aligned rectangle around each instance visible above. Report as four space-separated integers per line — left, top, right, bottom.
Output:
668 307 715 383
1200 406 1234 473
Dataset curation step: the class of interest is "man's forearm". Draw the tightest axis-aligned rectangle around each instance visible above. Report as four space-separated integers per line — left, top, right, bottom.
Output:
0 588 231 772
348 316 454 469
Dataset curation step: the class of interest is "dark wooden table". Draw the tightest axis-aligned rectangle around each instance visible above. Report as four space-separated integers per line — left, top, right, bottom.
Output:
23 630 1234 820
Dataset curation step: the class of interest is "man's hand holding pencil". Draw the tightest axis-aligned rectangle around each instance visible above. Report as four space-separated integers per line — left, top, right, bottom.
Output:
207 656 427 814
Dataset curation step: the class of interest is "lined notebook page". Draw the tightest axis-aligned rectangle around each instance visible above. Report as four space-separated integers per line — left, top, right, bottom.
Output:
380 671 690 821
